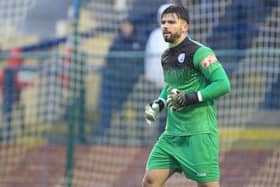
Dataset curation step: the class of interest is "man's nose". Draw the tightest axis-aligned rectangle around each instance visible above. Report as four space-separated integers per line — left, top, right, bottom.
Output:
161 24 167 29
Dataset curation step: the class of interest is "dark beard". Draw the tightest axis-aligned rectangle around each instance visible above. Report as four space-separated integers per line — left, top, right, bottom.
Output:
163 32 181 43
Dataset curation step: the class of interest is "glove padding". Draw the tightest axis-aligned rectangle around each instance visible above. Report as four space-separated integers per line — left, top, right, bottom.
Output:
144 99 165 125
167 89 199 111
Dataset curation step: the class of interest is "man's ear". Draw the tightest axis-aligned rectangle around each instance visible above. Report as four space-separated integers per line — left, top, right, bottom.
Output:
182 22 189 33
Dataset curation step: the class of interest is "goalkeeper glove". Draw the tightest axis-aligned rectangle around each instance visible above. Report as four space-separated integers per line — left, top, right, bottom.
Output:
144 98 165 125
167 89 200 111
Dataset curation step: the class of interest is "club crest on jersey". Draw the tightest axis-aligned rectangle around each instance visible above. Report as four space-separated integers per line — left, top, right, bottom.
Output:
177 53 185 64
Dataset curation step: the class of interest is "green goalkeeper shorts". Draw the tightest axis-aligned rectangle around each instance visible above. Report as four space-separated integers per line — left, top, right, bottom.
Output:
146 133 220 183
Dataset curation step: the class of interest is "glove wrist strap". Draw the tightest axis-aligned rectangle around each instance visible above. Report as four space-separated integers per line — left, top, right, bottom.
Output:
184 92 200 105
197 91 203 102
153 98 165 112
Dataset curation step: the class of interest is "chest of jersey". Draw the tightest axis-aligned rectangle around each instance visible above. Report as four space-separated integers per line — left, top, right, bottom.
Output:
161 38 200 85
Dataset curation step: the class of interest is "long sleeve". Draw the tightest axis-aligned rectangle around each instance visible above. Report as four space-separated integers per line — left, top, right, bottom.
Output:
159 85 168 101
193 46 231 101
200 65 231 101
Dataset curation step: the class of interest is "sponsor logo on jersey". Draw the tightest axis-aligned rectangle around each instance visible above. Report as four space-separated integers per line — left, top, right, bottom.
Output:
178 53 185 63
201 54 218 68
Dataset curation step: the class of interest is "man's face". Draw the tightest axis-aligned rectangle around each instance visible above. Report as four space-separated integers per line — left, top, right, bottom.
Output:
161 13 188 44
121 21 133 37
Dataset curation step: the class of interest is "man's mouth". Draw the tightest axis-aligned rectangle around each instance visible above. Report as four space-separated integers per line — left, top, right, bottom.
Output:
163 32 170 36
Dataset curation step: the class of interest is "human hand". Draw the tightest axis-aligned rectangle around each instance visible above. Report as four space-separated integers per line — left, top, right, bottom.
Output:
144 98 165 125
167 89 186 111
144 103 160 125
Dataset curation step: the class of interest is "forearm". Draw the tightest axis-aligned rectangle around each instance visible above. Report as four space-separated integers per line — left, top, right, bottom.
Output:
199 66 231 101
159 85 168 101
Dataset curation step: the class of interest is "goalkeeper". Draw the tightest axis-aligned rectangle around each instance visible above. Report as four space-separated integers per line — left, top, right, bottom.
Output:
142 5 231 187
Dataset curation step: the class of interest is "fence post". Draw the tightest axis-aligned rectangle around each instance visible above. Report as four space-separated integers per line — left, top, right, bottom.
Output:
64 0 81 186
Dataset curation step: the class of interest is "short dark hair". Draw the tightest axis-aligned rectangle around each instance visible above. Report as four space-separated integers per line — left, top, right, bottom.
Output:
161 5 189 24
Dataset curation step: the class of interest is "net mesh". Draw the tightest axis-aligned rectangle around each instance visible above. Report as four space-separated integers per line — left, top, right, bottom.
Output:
0 0 280 187
0 0 37 48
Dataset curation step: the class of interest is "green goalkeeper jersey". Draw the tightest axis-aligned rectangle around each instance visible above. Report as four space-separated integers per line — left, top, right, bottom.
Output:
159 37 231 136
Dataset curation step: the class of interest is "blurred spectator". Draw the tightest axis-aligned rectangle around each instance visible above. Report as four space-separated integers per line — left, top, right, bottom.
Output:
0 48 24 108
0 48 25 142
99 18 145 137
144 3 172 88
144 3 172 134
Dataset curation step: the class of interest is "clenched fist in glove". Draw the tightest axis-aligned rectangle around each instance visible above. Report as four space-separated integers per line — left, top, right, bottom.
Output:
167 89 200 111
144 98 165 125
